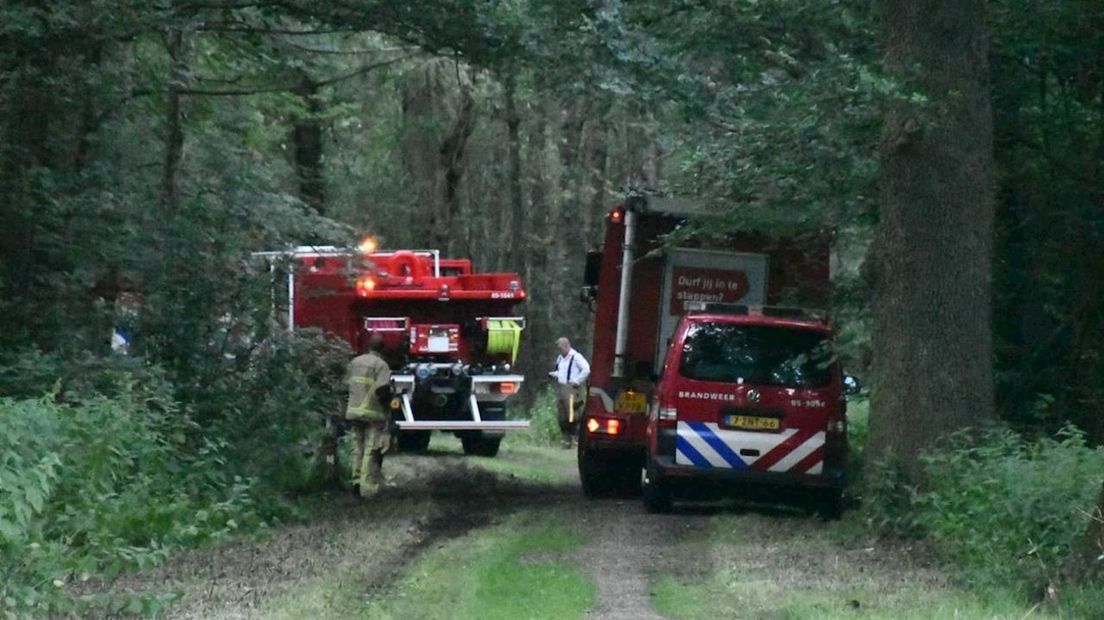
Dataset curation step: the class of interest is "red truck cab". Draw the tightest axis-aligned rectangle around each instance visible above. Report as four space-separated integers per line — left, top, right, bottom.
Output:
642 304 848 515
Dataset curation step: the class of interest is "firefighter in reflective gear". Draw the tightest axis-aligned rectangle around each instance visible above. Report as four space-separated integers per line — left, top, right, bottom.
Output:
551 337 590 448
346 334 393 496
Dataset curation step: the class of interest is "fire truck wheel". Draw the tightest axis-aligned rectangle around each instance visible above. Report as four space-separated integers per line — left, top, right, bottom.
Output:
397 430 432 453
578 448 609 498
642 457 673 513
461 433 501 457
578 449 638 498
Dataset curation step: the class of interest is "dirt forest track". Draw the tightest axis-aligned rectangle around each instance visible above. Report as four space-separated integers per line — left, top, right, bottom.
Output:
81 443 963 620
85 451 579 619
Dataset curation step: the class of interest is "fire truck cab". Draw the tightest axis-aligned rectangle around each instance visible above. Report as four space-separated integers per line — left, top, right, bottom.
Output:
578 196 835 496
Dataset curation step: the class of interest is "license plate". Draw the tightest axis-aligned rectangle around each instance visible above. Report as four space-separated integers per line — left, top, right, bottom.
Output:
723 414 780 432
615 391 647 414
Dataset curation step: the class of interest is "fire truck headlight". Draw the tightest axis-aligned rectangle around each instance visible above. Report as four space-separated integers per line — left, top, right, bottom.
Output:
415 364 433 380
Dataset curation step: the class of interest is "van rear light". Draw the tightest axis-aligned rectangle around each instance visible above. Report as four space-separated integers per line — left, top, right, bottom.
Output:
493 382 517 394
827 419 846 434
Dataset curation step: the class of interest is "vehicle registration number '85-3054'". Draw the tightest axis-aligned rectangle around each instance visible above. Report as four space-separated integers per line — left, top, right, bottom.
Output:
723 414 780 432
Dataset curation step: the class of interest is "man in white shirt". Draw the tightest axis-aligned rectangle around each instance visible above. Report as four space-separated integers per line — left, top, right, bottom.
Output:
550 337 591 448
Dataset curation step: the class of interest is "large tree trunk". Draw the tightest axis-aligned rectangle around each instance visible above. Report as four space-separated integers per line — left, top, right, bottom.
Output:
292 74 326 215
505 73 526 273
0 49 55 345
516 103 550 405
401 61 475 253
555 98 588 340
581 108 609 248
160 26 188 214
435 75 475 254
867 0 996 479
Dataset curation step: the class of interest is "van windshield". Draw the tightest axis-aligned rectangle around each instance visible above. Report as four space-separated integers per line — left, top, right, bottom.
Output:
678 323 835 388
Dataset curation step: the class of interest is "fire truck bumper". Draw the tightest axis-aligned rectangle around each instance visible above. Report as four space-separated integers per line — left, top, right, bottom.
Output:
651 454 845 491
395 420 528 432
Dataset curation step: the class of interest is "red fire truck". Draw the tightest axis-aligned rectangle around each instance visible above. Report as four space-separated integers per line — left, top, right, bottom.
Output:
577 196 834 495
257 243 528 457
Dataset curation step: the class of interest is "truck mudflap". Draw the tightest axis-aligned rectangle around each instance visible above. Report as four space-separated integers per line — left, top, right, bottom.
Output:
391 373 529 432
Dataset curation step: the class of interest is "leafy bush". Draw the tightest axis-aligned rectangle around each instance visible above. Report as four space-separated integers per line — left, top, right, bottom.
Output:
918 427 1104 592
0 348 166 403
198 328 352 494
0 388 269 615
512 388 562 446
859 426 1104 603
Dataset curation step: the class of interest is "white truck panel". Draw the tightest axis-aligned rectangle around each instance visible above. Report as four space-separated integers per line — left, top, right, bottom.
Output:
655 248 769 370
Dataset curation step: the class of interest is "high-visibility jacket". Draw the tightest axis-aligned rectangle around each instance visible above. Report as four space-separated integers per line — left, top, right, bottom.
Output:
345 352 392 421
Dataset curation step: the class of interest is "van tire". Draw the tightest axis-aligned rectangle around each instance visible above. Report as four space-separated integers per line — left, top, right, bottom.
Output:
815 488 844 521
617 457 643 495
642 458 672 513
397 430 431 453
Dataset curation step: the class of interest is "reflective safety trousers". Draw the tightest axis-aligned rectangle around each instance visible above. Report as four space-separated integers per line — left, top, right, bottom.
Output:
346 352 392 421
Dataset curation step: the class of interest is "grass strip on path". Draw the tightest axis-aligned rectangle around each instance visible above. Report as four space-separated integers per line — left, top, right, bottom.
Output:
650 512 1047 620
268 510 594 620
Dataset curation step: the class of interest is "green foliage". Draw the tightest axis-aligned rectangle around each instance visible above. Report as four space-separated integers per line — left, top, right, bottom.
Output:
988 0 1104 439
859 427 1104 600
512 387 563 447
204 328 352 494
919 428 1104 592
0 390 265 615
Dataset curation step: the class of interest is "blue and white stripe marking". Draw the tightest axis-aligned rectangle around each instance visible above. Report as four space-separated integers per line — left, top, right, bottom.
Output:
675 421 824 473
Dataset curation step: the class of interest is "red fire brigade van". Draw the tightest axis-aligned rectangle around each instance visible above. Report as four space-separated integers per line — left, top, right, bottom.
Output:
578 195 843 506
642 303 848 515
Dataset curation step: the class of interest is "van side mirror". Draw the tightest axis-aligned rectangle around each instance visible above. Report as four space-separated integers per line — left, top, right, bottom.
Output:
843 375 861 396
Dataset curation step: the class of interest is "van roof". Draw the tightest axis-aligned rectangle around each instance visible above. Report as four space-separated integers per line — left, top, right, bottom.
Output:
684 312 832 334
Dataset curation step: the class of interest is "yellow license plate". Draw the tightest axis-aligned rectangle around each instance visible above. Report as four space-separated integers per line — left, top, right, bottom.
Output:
723 415 780 432
615 391 647 414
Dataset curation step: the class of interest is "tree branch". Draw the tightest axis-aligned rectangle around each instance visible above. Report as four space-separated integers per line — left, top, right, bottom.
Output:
130 52 418 98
